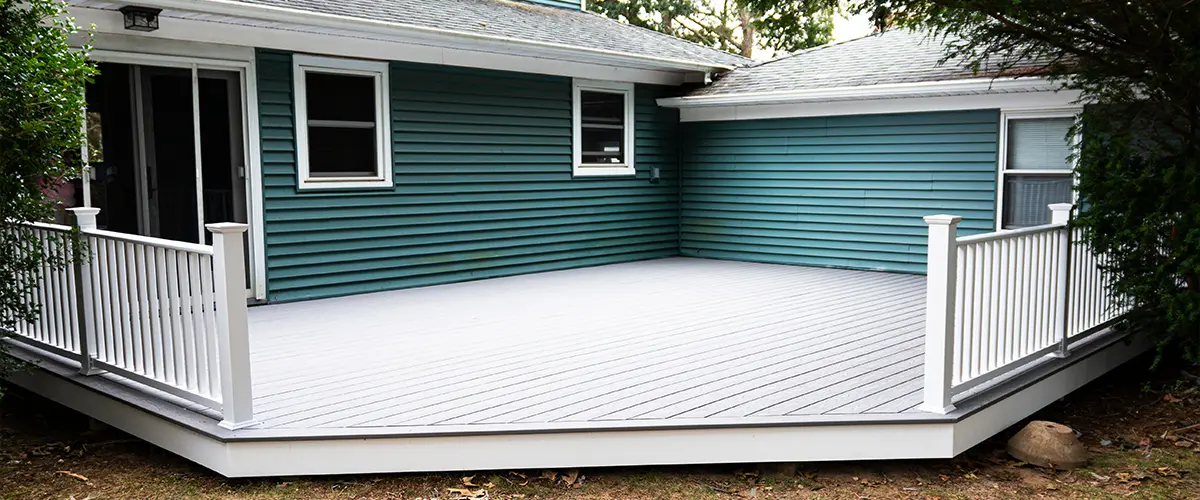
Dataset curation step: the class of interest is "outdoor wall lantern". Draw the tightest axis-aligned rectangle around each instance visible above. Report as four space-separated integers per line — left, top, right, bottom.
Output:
119 6 162 32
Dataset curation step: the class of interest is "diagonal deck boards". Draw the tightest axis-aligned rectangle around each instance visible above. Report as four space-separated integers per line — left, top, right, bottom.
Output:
246 258 928 430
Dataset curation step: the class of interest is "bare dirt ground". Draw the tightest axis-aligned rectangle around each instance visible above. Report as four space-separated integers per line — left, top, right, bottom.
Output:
2 354 1198 499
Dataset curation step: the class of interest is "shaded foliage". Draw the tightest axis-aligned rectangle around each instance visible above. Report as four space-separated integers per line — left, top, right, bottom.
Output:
587 0 834 57
0 0 95 385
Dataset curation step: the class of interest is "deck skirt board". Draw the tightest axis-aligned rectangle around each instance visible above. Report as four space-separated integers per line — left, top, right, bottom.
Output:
240 258 931 430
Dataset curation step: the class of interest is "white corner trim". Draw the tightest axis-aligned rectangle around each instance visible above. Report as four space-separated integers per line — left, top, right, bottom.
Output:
658 77 1062 108
674 89 1085 122
572 79 636 177
293 55 393 190
128 0 735 73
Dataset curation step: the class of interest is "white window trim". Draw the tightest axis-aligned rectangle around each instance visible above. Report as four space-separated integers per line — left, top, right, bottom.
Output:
996 107 1083 230
572 79 636 177
293 54 392 190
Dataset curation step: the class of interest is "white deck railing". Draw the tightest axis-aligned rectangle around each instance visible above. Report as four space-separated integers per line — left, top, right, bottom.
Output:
922 203 1128 413
4 208 254 429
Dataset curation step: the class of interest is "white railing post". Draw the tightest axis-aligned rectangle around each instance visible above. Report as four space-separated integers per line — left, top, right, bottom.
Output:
206 222 255 430
69 207 103 376
1050 203 1074 358
922 214 962 414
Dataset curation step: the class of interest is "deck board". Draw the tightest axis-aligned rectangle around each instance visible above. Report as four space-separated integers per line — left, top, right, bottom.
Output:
246 258 928 430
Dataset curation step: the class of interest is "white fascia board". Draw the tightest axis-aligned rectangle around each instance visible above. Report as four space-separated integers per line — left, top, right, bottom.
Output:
129 0 734 73
674 89 1085 122
658 76 1062 108
71 7 690 86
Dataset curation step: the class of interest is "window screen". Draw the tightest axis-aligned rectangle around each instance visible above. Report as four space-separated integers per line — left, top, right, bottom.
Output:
1002 174 1073 228
304 72 377 177
579 90 626 165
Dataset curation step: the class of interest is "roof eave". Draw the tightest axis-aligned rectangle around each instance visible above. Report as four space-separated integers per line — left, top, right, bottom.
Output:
135 0 738 73
657 76 1063 108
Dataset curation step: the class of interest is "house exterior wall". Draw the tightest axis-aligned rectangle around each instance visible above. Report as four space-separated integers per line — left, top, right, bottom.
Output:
679 110 1000 274
256 50 680 302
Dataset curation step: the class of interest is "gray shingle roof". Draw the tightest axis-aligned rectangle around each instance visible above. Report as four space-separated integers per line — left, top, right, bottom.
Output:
238 0 748 68
690 29 1044 96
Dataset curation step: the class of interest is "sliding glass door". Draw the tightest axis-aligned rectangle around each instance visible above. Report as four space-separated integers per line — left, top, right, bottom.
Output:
84 59 254 291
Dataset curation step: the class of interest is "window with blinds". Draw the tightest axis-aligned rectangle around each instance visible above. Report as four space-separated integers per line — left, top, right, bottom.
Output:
1000 115 1076 228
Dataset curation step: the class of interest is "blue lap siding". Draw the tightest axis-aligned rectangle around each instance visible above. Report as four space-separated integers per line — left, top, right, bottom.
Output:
256 50 680 302
679 110 1000 274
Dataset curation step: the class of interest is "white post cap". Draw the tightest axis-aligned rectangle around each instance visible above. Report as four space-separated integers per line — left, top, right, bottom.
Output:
205 222 250 234
1049 203 1074 224
923 214 964 225
68 207 101 216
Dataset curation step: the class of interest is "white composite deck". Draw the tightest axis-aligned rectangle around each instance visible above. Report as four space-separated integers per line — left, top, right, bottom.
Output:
244 258 927 432
7 256 1146 476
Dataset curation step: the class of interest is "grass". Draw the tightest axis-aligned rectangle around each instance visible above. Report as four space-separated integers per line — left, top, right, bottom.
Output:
1 355 1198 499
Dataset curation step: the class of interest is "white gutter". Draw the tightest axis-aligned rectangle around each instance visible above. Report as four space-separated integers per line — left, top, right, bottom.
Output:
136 0 737 73
657 76 1062 107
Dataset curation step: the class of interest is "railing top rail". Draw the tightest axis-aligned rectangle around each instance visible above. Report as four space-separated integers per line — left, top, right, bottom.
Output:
20 221 73 233
83 228 214 255
956 222 1067 245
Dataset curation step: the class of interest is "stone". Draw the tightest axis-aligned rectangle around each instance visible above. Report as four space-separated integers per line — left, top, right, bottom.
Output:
1007 420 1088 470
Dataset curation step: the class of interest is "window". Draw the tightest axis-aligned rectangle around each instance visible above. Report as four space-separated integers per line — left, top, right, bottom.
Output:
573 79 635 176
293 55 391 189
998 110 1079 229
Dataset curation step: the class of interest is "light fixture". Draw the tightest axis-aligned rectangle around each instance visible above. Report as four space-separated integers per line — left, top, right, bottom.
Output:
119 6 162 32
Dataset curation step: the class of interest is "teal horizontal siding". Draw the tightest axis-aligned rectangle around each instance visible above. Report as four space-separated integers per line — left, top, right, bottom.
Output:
256 50 679 302
679 110 1000 274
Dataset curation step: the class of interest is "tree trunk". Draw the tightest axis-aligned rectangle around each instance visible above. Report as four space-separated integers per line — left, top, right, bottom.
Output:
739 8 755 58
663 15 675 36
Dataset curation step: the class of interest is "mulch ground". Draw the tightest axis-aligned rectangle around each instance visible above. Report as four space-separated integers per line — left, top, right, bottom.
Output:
1 353 1198 499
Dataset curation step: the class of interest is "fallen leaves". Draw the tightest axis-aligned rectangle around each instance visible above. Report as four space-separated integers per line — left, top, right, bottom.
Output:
445 486 488 499
55 470 88 482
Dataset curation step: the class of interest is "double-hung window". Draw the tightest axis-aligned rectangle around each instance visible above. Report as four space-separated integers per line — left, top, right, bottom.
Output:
998 110 1080 229
293 55 392 189
572 80 636 176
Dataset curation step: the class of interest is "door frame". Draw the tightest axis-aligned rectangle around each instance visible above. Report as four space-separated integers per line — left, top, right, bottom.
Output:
87 50 267 301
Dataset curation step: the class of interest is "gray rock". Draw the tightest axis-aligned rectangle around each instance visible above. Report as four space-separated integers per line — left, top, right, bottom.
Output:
1007 420 1089 470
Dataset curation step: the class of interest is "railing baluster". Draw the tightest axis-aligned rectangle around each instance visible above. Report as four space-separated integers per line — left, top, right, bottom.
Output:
970 242 983 378
952 246 966 385
134 245 153 376
166 249 187 386
189 252 209 396
178 250 198 391
154 247 175 385
199 254 221 397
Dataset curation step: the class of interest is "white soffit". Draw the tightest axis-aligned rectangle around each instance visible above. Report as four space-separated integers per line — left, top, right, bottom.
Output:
658 77 1084 121
68 6 699 85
